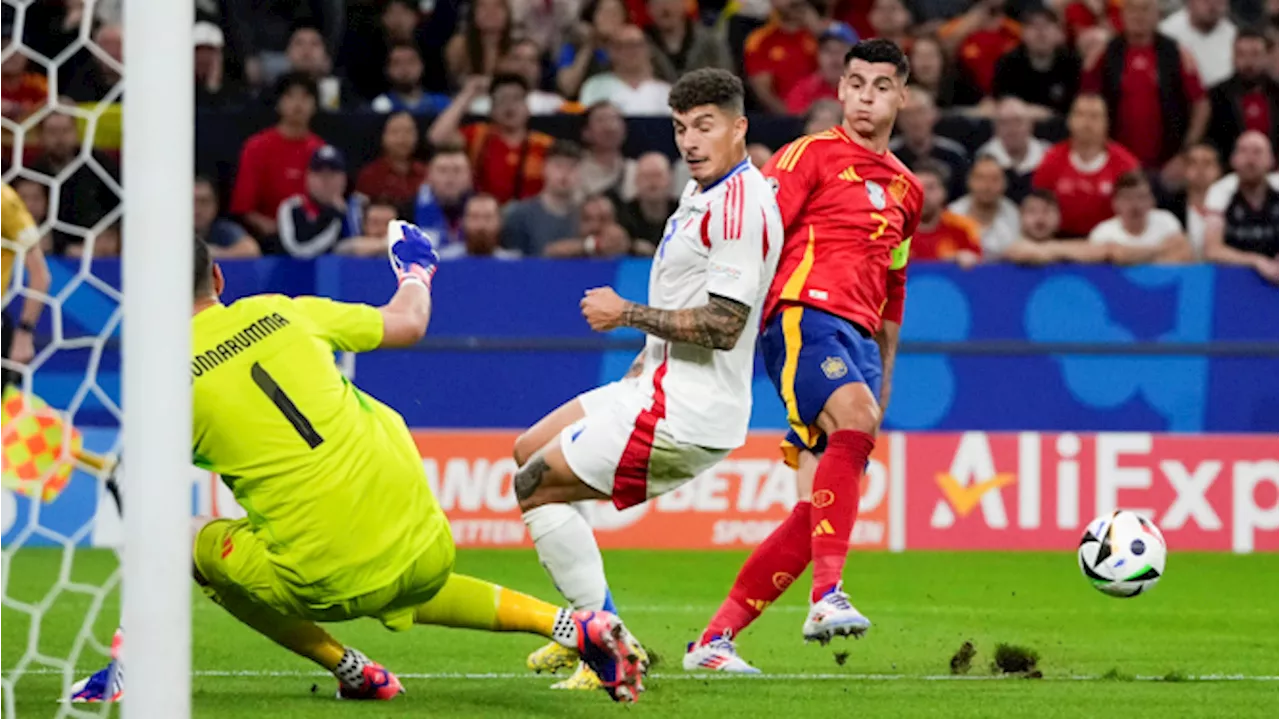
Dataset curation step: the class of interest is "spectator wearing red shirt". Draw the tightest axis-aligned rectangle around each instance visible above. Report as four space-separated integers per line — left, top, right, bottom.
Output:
785 23 857 115
229 73 325 239
623 0 696 30
428 74 555 204
1032 94 1141 237
1062 0 1123 46
910 161 983 267
937 0 1021 96
832 0 875 40
1082 0 1209 173
355 112 428 212
744 0 821 114
1 36 49 121
1206 29 1279 163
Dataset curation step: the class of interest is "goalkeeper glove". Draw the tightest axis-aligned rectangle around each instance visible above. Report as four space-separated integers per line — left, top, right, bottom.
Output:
387 220 439 287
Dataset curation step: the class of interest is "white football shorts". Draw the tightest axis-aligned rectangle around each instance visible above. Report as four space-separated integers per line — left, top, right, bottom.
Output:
559 379 728 509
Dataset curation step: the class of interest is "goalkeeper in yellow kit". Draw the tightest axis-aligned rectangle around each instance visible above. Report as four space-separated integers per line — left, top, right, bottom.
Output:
2 182 51 387
74 222 648 704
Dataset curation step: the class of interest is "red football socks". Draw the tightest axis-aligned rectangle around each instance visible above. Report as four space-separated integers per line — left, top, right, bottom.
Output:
699 501 812 645
810 429 875 602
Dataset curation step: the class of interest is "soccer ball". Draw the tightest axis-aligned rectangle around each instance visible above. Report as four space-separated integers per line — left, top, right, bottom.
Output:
1077 510 1167 598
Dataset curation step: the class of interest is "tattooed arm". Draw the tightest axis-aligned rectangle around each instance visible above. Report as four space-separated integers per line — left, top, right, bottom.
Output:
580 287 751 351
621 294 751 351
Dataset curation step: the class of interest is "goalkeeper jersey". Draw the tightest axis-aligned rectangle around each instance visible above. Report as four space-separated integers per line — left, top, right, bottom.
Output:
192 294 446 603
2 183 40 292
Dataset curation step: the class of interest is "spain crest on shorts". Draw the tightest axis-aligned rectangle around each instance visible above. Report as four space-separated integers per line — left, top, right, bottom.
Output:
821 356 849 380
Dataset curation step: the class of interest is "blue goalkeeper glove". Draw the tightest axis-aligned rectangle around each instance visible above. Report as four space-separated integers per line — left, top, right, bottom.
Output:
387 220 439 287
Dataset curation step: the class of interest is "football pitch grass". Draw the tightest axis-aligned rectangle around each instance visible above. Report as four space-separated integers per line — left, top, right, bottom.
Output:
3 548 1277 718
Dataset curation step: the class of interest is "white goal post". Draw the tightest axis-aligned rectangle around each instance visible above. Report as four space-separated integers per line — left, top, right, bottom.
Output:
121 0 193 716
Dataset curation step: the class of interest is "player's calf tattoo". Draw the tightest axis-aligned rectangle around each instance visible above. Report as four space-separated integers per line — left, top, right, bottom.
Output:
514 454 551 501
621 294 750 351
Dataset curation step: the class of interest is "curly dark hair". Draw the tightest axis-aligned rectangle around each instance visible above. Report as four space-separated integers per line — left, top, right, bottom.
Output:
845 37 910 80
668 68 744 116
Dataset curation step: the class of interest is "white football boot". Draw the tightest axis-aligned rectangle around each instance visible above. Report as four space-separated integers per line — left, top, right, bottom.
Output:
682 631 761 673
802 582 871 644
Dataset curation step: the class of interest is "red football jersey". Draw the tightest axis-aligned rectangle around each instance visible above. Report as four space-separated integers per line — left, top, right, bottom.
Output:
912 211 982 260
1032 140 1140 237
762 126 925 334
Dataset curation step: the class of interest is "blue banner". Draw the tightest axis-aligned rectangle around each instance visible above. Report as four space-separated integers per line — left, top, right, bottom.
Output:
26 258 1278 433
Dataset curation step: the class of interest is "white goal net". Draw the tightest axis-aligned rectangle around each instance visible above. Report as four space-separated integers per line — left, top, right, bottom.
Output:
1 0 192 716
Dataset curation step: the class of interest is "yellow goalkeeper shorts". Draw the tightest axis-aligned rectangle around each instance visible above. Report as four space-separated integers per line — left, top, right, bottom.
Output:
193 518 456 632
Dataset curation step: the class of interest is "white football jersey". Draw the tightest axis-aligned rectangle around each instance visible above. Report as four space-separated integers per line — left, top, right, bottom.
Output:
632 159 783 449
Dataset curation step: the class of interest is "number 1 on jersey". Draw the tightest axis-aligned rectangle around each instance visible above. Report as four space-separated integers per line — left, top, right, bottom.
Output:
251 362 324 449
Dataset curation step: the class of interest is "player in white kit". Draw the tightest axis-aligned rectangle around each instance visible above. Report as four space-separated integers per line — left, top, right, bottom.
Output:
511 69 783 691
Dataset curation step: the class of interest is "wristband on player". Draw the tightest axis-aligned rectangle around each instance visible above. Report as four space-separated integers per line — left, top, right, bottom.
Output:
398 263 436 288
583 236 597 256
16 320 37 333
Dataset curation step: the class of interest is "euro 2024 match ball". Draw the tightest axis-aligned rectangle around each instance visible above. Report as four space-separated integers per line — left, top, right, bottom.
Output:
1077 510 1168 598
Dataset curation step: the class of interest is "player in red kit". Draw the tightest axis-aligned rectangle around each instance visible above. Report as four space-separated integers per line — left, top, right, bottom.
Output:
684 38 922 673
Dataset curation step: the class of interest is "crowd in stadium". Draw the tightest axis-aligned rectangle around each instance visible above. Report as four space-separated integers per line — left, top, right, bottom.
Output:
1 0 1277 280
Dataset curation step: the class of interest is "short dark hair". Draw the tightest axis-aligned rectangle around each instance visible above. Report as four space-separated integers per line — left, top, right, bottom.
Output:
668 68 745 116
490 72 530 95
290 19 324 39
1114 170 1150 194
365 196 400 214
194 237 213 298
1022 188 1058 208
547 139 583 162
388 41 421 58
467 192 501 208
1236 27 1274 48
913 159 951 185
1184 142 1221 163
845 38 910 80
1070 92 1106 112
1021 3 1058 24
274 71 319 103
430 142 469 162
971 154 1004 173
193 175 219 203
582 100 621 126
